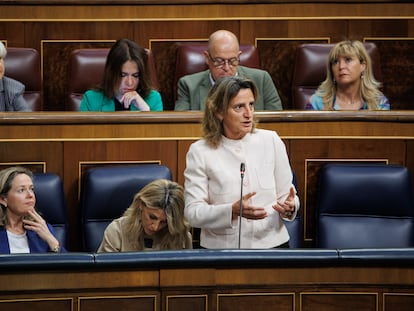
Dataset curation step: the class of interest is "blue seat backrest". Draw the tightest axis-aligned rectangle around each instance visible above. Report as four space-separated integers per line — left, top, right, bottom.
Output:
33 173 68 248
316 163 414 248
80 164 172 252
284 217 302 248
283 171 302 248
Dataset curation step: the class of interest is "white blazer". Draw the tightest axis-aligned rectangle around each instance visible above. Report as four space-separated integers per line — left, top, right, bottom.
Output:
184 128 299 249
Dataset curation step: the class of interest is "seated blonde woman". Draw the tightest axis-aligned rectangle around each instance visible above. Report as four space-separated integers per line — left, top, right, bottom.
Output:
98 179 192 252
0 166 64 253
306 40 390 110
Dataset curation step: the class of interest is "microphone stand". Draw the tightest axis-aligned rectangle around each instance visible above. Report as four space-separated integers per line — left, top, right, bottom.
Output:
238 163 245 249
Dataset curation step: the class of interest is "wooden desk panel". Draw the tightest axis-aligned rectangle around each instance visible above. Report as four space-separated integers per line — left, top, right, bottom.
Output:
1 263 414 311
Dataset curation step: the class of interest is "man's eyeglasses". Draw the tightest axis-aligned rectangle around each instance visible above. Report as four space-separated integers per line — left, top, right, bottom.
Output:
208 53 240 68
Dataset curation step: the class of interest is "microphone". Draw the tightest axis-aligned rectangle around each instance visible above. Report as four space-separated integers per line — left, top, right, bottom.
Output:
238 163 245 249
240 163 245 179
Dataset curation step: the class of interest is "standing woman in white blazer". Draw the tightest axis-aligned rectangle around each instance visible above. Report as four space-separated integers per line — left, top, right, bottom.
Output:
184 76 299 249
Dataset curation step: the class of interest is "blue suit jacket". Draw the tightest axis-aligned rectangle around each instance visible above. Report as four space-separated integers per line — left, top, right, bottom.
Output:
0 224 66 254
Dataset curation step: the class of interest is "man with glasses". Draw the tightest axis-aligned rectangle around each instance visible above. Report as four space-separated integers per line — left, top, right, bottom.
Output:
174 30 282 111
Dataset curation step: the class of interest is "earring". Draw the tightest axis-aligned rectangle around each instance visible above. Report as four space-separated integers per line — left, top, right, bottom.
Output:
361 71 365 79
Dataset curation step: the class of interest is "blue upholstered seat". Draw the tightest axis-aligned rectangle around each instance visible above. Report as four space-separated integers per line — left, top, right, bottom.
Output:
315 163 414 248
94 249 339 269
338 248 414 265
33 173 68 248
284 171 302 248
80 164 172 252
284 217 302 248
4 248 414 272
0 253 95 271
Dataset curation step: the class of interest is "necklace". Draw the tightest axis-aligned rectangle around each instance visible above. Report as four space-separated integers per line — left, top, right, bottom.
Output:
335 96 363 110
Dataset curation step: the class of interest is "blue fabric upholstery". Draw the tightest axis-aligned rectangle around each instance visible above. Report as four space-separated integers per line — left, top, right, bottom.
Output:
315 163 414 248
80 164 172 252
5 248 414 272
33 173 68 248
0 253 95 271
94 249 339 268
284 171 302 248
338 248 414 265
284 217 302 248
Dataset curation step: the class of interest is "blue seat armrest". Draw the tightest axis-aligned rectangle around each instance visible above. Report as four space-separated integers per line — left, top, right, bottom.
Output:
0 252 95 271
338 248 414 266
94 249 339 269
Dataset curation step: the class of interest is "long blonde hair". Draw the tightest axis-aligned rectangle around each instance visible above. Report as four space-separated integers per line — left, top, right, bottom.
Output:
316 40 384 110
0 166 33 227
122 179 192 250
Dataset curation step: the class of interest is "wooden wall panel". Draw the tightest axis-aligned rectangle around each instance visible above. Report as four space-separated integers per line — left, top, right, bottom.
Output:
0 298 73 310
2 263 414 311
366 39 414 110
177 140 195 186
0 22 25 47
0 142 63 176
2 2 413 20
151 40 197 111
384 293 414 311
165 294 208 311
217 293 294 311
78 295 157 311
301 293 377 311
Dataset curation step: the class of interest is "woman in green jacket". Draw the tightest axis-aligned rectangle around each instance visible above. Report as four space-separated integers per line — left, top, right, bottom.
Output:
80 38 163 112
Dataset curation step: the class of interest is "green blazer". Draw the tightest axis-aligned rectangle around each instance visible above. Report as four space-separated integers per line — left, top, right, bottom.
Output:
80 89 163 111
174 66 282 111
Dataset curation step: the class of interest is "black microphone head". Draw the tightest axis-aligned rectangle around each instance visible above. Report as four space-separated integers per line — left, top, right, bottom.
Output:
240 163 245 178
